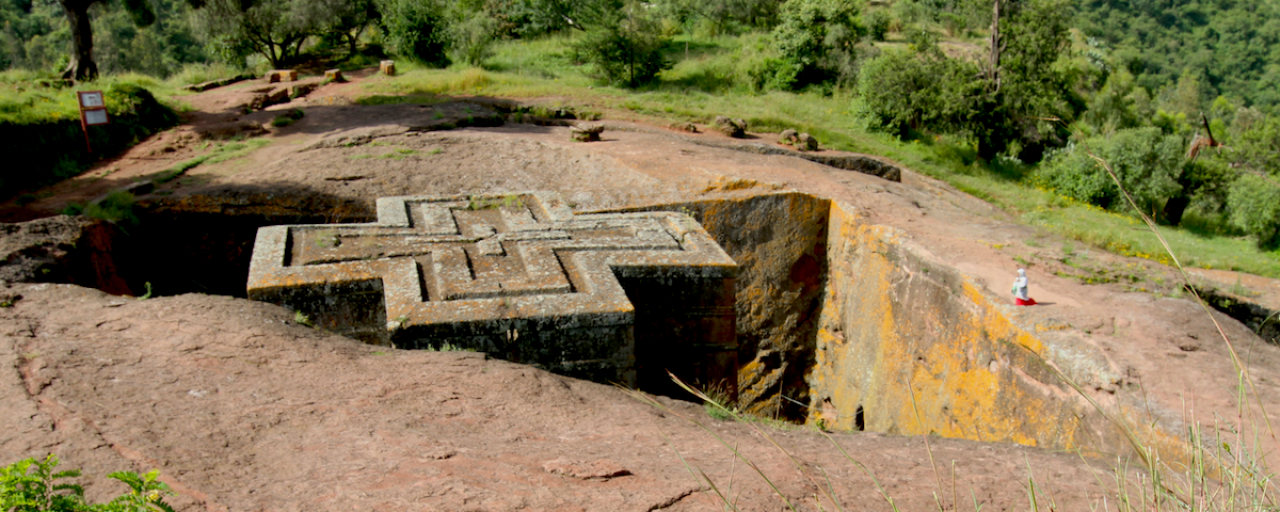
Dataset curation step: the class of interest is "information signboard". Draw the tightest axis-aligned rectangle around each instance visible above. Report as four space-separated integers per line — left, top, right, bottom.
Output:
76 90 108 152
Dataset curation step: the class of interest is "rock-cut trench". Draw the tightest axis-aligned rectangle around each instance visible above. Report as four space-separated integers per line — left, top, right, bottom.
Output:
10 190 1128 454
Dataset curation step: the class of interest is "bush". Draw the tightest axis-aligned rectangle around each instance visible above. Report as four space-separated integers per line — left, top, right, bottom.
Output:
83 191 139 225
733 34 801 92
857 46 980 137
572 2 669 88
1227 174 1280 247
447 11 499 66
271 108 305 127
864 9 891 41
377 0 450 67
1034 128 1192 217
0 454 175 512
769 0 865 88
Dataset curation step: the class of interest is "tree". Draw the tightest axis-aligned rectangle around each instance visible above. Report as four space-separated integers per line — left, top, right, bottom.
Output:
962 0 1079 161
857 35 983 137
1227 174 1280 247
58 0 158 81
572 1 668 87
197 0 350 68
769 0 864 88
1034 127 1224 224
376 0 449 66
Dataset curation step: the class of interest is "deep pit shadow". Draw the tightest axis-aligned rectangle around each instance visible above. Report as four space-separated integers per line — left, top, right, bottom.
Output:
63 182 373 298
22 186 834 420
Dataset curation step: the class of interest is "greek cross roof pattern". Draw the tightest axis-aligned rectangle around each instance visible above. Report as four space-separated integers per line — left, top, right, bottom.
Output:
246 191 737 341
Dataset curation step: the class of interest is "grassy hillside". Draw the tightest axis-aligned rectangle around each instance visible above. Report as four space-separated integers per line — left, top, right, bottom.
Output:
350 35 1280 280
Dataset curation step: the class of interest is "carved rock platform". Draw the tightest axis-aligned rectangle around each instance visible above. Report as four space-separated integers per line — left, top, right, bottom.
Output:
247 192 738 394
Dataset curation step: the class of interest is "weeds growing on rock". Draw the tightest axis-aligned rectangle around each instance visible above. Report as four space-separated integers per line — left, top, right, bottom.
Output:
0 454 176 512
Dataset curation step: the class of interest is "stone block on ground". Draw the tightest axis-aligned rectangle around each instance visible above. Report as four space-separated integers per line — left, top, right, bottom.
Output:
324 69 345 82
797 132 819 151
246 191 739 395
714 116 747 138
380 60 396 76
570 124 604 142
670 122 698 133
268 69 297 83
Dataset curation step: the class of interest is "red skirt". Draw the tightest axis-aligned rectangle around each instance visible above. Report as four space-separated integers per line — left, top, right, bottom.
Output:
1015 297 1037 306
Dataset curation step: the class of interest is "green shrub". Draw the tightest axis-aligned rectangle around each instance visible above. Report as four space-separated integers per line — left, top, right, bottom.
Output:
377 0 450 66
1034 128 1186 214
857 46 980 138
271 109 304 127
447 10 499 66
83 191 139 225
1227 174 1280 247
0 454 175 512
769 0 865 88
863 9 891 41
572 1 669 88
734 34 800 92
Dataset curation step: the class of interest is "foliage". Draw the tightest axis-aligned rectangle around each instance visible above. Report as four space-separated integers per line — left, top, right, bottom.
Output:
1231 115 1280 177
1077 69 1154 136
1035 128 1187 215
91 0 206 78
376 0 449 67
271 108 305 127
445 6 499 66
84 191 138 225
1227 174 1280 247
0 455 175 512
654 0 782 35
1 455 86 512
195 0 366 67
977 0 1079 161
856 39 981 138
0 78 179 199
571 1 669 87
768 0 864 88
1075 0 1280 113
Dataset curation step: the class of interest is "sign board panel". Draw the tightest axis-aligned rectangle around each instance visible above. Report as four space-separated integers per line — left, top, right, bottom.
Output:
83 109 109 126
77 91 104 108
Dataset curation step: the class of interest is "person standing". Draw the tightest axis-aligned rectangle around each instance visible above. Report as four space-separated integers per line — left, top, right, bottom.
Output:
1012 268 1037 306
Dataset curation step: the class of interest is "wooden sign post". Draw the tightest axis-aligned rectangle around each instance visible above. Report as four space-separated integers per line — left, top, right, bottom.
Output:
77 90 109 153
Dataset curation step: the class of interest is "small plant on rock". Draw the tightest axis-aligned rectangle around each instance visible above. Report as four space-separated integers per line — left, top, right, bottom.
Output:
0 454 176 512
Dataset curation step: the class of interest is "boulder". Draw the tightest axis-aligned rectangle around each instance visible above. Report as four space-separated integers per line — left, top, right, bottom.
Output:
779 129 799 145
670 122 698 133
714 116 748 138
797 132 819 151
570 124 604 142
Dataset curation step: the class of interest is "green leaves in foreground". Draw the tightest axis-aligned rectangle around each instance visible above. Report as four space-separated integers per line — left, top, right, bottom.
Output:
0 454 175 512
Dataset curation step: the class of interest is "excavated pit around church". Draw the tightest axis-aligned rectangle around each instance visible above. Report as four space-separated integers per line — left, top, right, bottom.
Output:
36 191 1122 454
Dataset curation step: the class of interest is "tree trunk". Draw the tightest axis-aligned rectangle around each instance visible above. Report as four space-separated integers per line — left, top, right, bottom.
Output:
988 0 1000 92
1162 196 1190 226
60 0 99 82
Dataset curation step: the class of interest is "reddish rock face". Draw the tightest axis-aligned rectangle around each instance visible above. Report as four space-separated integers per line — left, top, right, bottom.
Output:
247 191 739 395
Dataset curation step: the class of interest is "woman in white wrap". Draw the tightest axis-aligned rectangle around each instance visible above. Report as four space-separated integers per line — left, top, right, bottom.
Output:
1011 268 1036 306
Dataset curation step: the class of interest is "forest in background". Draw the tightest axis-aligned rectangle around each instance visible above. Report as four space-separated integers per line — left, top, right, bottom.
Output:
3 0 1280 265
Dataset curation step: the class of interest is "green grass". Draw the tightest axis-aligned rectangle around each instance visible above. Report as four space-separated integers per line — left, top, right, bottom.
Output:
152 138 272 184
0 70 189 125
